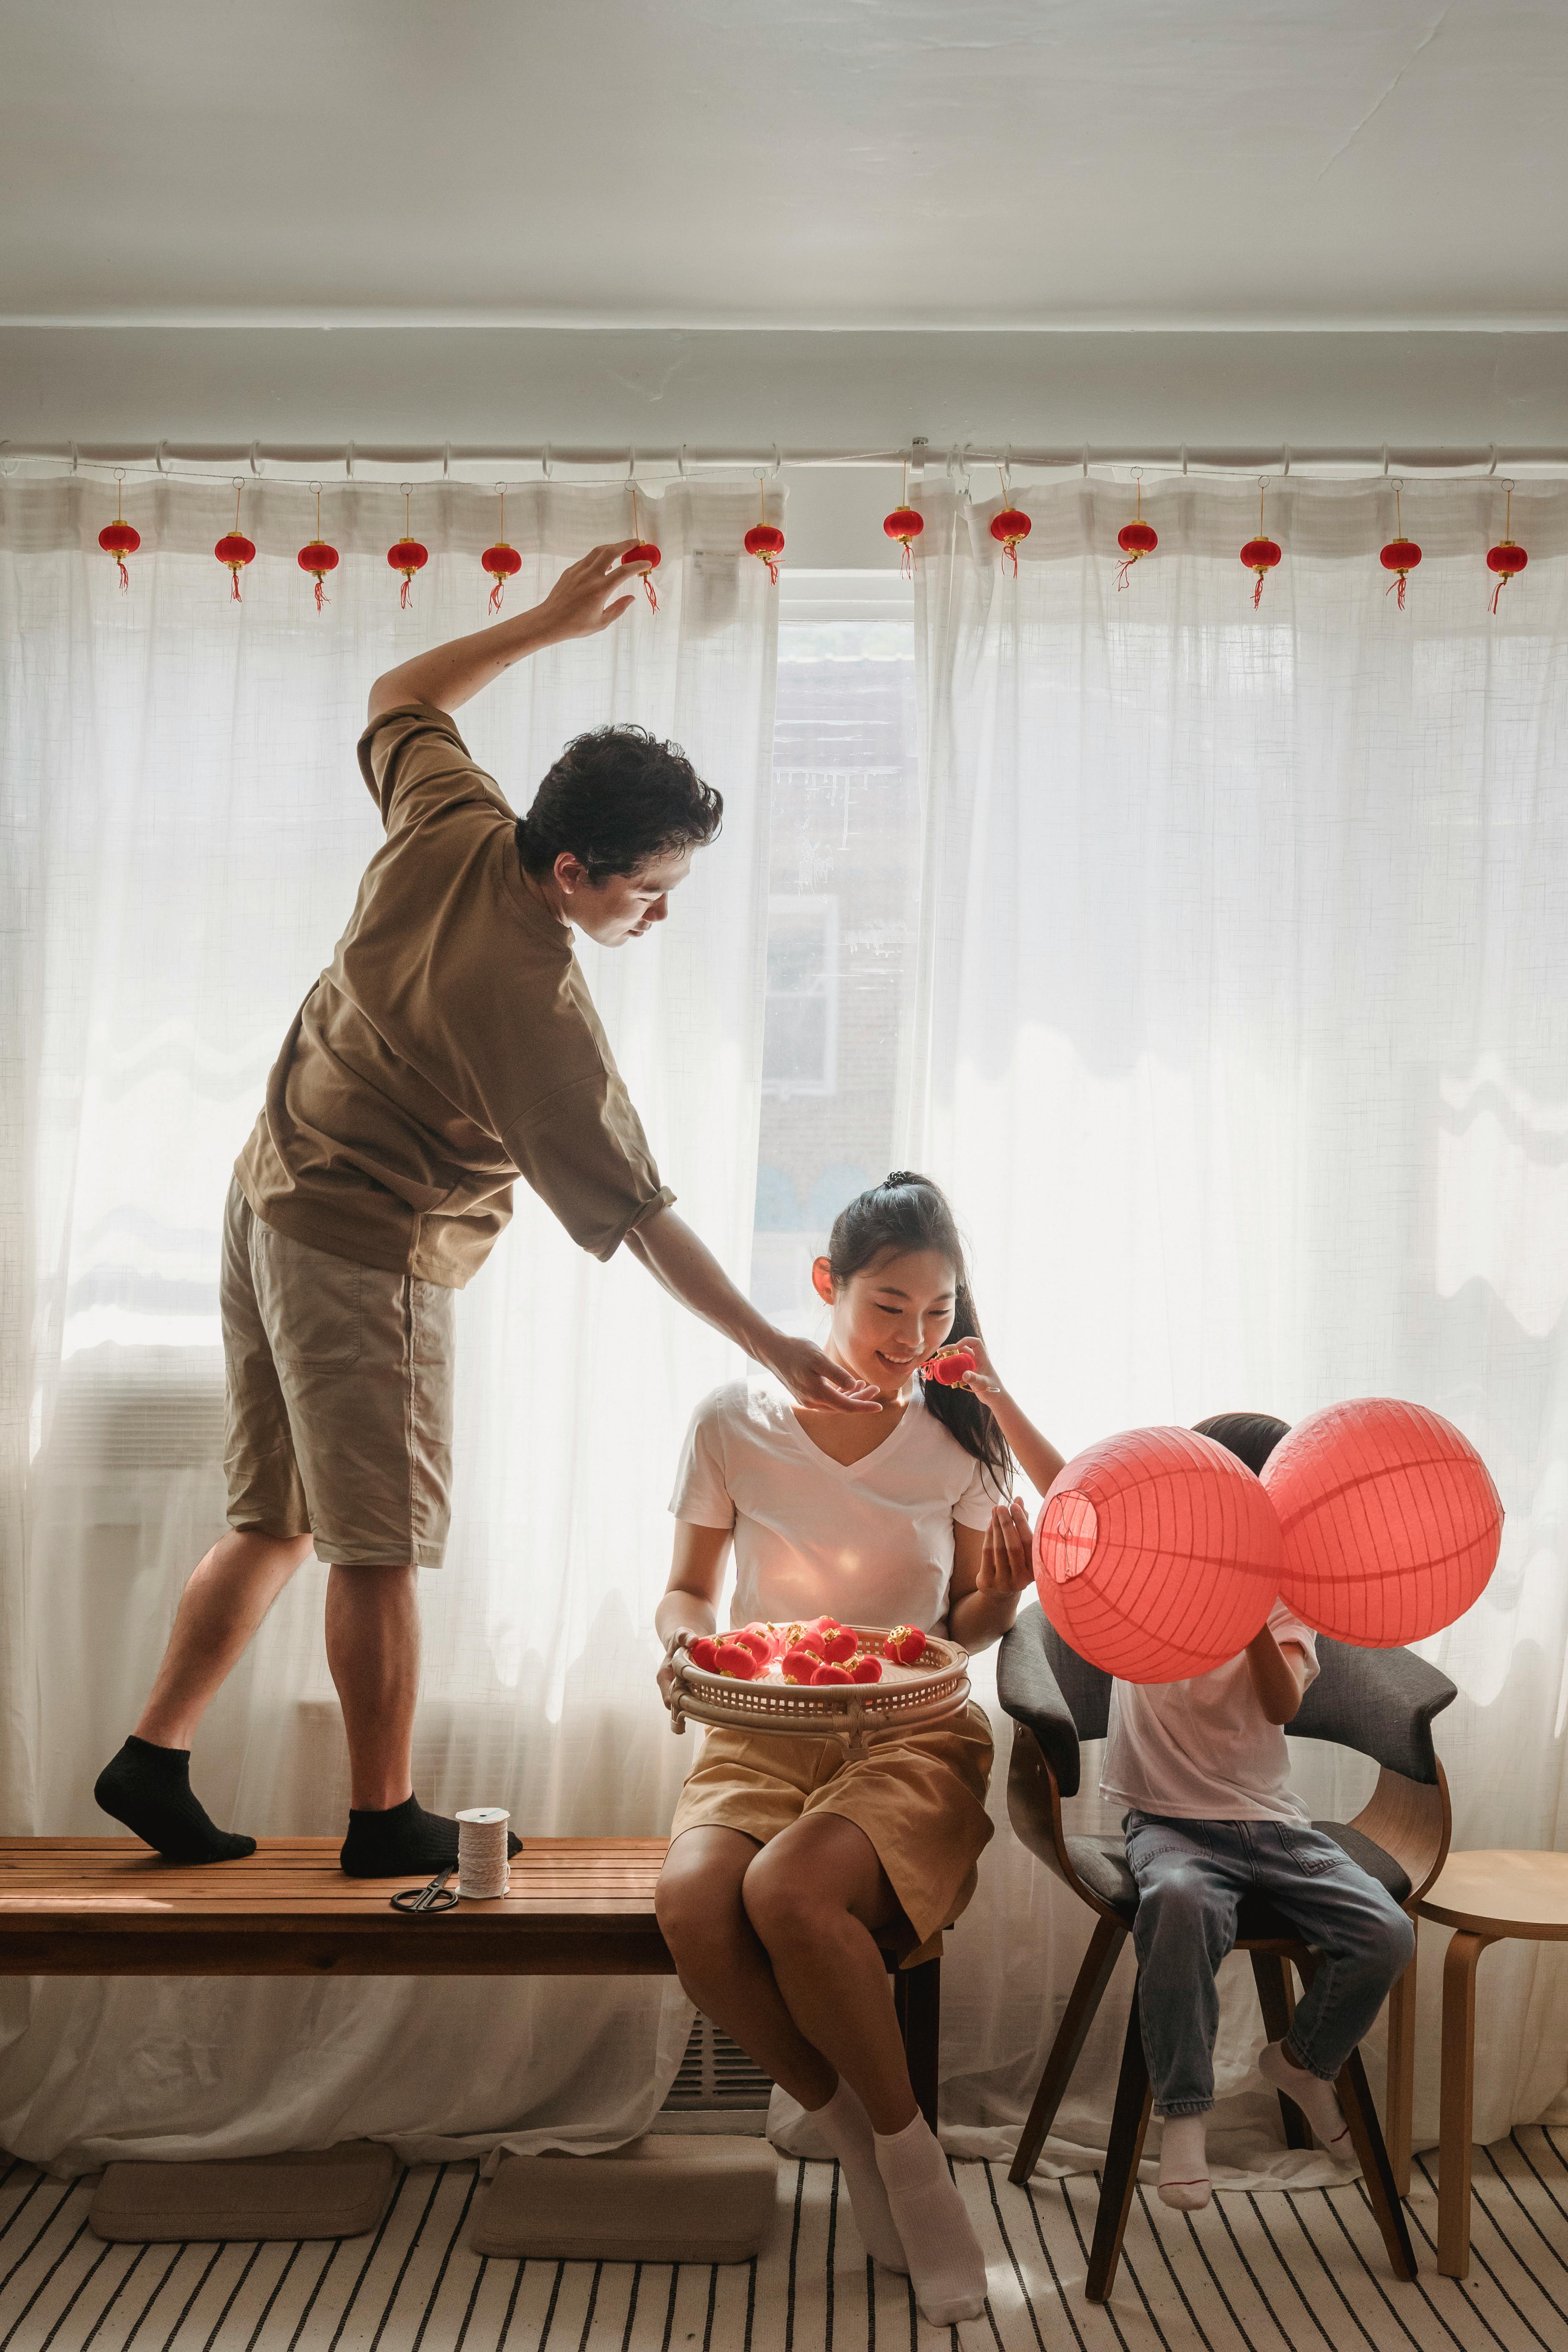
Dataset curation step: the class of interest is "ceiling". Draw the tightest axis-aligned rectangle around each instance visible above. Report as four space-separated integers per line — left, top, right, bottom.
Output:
3 0 1566 332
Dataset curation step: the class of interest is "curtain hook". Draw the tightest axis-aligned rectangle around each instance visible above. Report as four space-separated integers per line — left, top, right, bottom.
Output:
249 441 263 476
541 443 552 480
155 441 170 476
627 446 637 486
1281 444 1291 477
69 442 79 476
442 442 452 480
1380 444 1390 477
1180 443 1188 475
344 442 356 480
770 443 782 479
1487 444 1499 476
677 444 689 480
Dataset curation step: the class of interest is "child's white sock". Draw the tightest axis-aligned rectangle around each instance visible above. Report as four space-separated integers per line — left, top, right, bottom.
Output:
1158 2114 1211 2210
804 2080 908 2271
1259 2041 1351 2156
873 2112 987 2324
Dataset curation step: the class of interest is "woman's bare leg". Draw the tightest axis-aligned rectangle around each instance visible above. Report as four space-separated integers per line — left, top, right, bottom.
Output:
741 1811 916 2131
656 1826 837 2108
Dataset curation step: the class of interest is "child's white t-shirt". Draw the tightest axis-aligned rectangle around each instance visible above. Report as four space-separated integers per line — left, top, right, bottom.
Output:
669 1376 1002 1633
1099 1599 1321 1825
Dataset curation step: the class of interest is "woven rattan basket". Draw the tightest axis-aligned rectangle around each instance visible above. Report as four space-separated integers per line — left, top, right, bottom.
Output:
667 1625 970 1756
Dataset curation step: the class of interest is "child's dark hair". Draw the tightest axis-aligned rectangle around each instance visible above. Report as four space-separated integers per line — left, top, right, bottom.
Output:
826 1172 1013 1492
516 725 723 882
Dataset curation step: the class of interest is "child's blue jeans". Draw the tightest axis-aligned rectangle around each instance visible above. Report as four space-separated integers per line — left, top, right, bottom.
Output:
1124 1809 1416 2118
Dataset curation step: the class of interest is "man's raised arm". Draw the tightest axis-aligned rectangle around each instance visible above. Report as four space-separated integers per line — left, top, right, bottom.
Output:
367 541 651 723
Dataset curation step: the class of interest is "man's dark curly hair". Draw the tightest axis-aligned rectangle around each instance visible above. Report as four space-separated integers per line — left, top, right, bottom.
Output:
516 725 723 883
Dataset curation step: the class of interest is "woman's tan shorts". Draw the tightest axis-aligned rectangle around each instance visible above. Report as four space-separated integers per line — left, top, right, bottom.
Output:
667 1704 994 1951
220 1178 455 1568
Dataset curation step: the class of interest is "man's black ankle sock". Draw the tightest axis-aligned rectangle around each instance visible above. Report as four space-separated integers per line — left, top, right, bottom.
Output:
339 1794 522 1880
93 1736 257 1865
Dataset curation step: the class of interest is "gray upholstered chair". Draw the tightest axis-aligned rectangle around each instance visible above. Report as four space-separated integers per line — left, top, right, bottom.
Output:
996 1602 1455 2300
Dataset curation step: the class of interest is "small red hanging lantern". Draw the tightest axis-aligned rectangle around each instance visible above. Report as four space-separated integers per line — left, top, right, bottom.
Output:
388 483 428 610
1379 483 1421 611
744 479 784 584
1117 474 1158 589
1240 479 1282 609
1486 482 1528 615
214 480 256 604
990 467 1030 575
481 483 522 613
620 481 661 611
98 469 140 592
884 459 924 579
296 482 339 613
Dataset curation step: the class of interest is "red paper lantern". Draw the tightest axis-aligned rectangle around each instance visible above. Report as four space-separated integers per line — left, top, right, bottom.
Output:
1240 484 1280 608
1259 1398 1503 1648
387 484 428 609
990 509 1031 576
923 1345 977 1388
98 471 140 591
1033 1426 1280 1684
214 482 255 604
1379 485 1421 610
1486 484 1528 615
885 463 925 578
620 484 662 611
296 484 338 613
745 480 785 584
480 487 521 612
1117 478 1157 590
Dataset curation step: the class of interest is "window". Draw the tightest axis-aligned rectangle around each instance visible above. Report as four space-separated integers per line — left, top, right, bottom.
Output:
751 573 920 1332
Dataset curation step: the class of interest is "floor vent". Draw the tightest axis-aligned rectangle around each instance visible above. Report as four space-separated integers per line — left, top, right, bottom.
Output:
660 2015 773 2114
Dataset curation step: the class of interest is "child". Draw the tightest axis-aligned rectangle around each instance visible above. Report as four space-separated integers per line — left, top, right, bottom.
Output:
1101 1410 1417 2208
654 1173 1063 2325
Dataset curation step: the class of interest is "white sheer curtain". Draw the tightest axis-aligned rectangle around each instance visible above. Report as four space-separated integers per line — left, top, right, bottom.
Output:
0 473 780 2171
905 475 1568 2173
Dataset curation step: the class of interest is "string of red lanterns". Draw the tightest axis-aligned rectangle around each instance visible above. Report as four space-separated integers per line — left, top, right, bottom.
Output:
89 469 1537 613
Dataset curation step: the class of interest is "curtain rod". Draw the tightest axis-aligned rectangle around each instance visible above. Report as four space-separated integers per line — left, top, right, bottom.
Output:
5 440 1568 484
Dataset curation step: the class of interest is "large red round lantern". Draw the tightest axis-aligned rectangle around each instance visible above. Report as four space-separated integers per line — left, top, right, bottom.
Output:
98 471 140 592
1260 1398 1503 1648
1379 485 1421 610
1486 485 1527 615
1117 479 1157 590
297 485 338 613
214 483 255 604
1033 1426 1280 1684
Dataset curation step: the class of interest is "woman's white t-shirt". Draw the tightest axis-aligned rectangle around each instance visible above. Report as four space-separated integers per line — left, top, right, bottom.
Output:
669 1377 1002 1633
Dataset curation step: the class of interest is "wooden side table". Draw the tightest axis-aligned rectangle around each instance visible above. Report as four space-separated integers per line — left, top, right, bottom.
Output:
1415 1848 1568 2278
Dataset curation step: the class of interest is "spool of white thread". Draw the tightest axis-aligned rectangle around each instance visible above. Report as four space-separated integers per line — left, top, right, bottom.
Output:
456 1807 511 1900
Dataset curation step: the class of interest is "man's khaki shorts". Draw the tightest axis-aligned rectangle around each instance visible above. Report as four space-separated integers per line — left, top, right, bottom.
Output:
221 1177 455 1568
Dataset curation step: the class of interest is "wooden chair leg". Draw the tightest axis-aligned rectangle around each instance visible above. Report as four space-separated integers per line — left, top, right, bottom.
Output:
1336 2044 1417 2282
1086 1979 1152 2305
1384 1944 1418 2199
1249 1951 1309 2150
1010 1915 1127 2185
893 1956 941 2133
1438 1930 1493 2281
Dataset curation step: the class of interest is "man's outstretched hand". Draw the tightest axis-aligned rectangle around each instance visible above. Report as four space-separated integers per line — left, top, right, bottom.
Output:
535 541 650 645
762 1332 882 1415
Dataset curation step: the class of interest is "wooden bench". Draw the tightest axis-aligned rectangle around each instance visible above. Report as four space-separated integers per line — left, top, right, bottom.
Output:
0 1837 941 2128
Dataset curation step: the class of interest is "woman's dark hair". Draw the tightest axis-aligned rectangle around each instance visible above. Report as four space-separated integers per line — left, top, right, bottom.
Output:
826 1171 1014 1492
1193 1411 1290 1475
516 725 723 882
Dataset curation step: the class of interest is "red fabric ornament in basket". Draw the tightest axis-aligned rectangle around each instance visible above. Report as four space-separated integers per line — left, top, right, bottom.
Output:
215 482 255 604
1240 485 1280 609
850 1655 883 1684
714 1639 761 1680
297 485 338 613
1033 1426 1280 1683
884 1625 927 1666
1259 1398 1503 1647
1117 479 1157 590
99 473 139 591
1486 484 1528 615
812 1662 853 1685
1379 485 1421 610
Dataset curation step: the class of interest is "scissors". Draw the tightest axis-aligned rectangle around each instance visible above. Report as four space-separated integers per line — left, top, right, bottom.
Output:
390 1865 457 1914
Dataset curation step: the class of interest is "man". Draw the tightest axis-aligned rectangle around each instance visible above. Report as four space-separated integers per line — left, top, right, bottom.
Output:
95 541 877 1876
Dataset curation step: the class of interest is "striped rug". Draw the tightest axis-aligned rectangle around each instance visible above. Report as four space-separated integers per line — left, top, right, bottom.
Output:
1 2133 1567 2352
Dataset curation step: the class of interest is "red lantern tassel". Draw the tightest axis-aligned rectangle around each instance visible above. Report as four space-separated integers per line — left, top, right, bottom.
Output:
114 554 129 591
488 579 503 615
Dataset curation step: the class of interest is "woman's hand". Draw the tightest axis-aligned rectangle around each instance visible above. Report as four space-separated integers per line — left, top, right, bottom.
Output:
977 1497 1036 1594
535 541 649 644
657 1625 704 1712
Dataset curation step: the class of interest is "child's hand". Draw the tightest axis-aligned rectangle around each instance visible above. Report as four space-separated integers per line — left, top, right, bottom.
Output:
977 1497 1036 1593
953 1334 1005 1398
